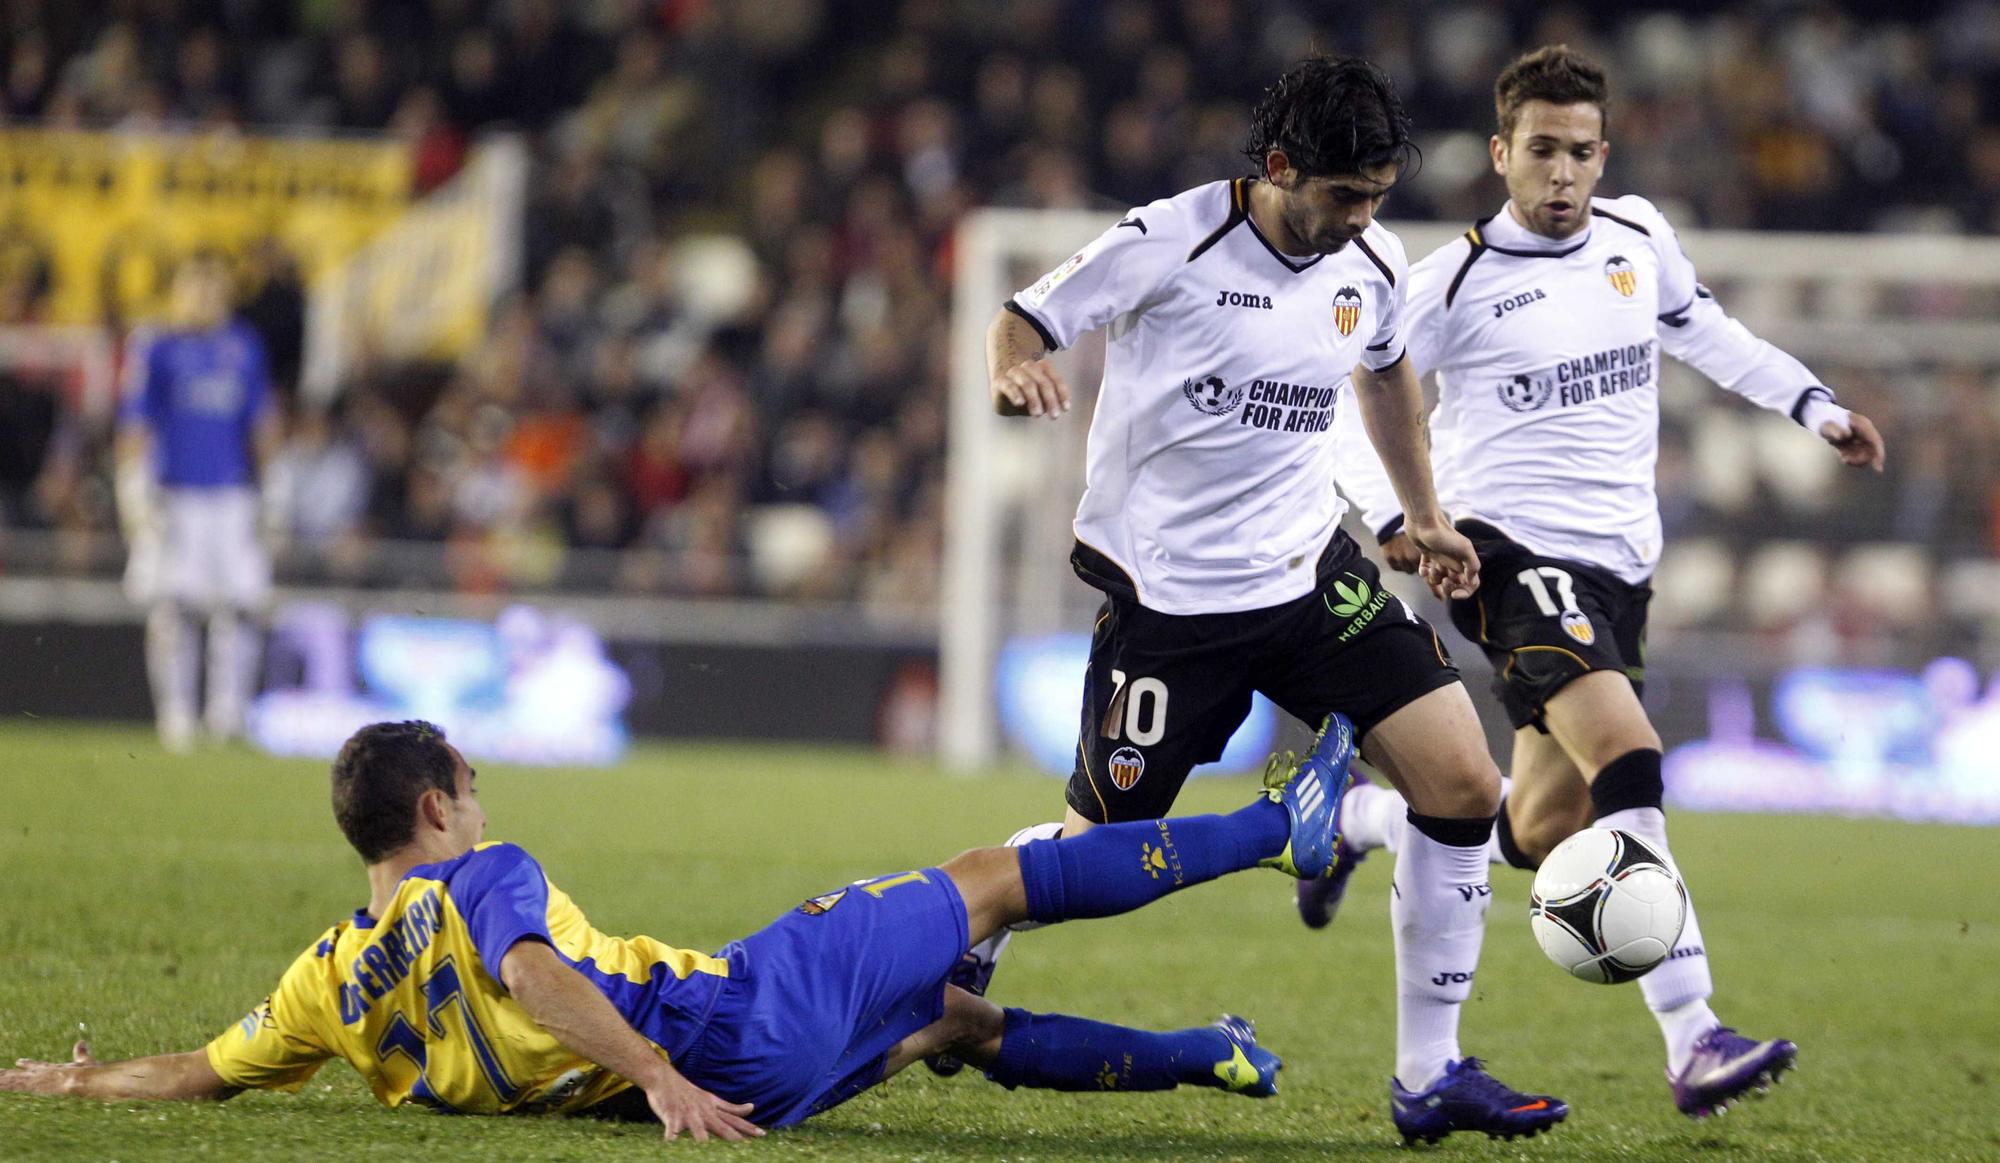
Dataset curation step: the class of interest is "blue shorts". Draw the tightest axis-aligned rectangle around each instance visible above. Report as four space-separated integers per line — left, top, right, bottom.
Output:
676 868 970 1127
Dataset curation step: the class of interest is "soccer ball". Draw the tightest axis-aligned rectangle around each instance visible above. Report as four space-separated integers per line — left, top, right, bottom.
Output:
1529 829 1687 984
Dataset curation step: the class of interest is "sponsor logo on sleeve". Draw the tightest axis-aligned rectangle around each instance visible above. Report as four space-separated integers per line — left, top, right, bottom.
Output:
1028 250 1087 299
1332 285 1363 336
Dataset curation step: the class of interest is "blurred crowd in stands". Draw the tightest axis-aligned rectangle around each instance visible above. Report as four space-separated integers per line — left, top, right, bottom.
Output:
0 0 1997 637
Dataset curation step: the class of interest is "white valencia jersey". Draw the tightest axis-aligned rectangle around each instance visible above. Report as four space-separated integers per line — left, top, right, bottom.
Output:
1009 178 1409 614
1333 195 1848 583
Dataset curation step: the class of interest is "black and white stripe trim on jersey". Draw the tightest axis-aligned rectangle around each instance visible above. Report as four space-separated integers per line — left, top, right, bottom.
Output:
1351 236 1395 286
1789 385 1838 427
1443 224 1491 308
1186 178 1252 264
1657 284 1715 328
1004 298 1062 352
1589 205 1652 236
1191 178 1331 273
1374 513 1406 544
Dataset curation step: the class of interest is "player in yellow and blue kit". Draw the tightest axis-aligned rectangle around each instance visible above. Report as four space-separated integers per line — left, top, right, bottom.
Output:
0 716 1359 1141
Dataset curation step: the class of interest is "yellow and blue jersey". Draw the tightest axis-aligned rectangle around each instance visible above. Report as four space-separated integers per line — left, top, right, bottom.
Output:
204 841 729 1114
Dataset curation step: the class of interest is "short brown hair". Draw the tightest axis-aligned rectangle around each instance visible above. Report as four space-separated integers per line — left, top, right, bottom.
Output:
331 721 459 862
1494 45 1608 140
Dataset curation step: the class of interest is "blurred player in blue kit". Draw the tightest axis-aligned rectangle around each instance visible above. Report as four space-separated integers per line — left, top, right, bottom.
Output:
117 251 284 752
0 717 1358 1140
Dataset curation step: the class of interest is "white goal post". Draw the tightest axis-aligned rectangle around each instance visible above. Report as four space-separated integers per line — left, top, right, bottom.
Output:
942 206 2000 771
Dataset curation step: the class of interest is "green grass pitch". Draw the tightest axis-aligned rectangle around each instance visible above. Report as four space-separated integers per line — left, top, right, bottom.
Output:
2 722 1995 1161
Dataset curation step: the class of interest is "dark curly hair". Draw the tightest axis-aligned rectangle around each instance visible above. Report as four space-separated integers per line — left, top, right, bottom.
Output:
1243 56 1419 179
330 720 461 862
1495 45 1609 140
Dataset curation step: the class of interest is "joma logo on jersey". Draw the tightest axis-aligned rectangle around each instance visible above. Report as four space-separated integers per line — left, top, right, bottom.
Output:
1491 287 1547 318
1181 373 1244 416
1497 372 1556 413
1331 286 1363 336
1604 255 1638 297
1214 289 1273 308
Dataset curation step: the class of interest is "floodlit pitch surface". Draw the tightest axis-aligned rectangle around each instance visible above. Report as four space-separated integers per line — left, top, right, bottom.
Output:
2 723 1994 1161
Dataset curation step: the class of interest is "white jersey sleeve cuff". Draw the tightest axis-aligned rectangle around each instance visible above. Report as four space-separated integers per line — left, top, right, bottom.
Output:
1796 392 1851 434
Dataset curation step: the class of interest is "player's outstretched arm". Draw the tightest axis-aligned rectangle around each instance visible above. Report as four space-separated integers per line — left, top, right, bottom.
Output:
986 307 1071 419
1348 358 1479 599
0 1040 239 1102
499 940 764 1143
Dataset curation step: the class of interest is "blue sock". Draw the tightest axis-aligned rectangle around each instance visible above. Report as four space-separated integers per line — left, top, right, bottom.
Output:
1016 799 1288 923
985 1008 1232 1092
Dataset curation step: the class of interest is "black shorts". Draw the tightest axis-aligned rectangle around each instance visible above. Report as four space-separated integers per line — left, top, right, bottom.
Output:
1445 519 1651 732
1066 531 1460 824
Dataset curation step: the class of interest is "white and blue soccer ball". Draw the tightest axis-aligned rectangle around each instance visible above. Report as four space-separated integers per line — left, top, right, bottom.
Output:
1530 829 1687 984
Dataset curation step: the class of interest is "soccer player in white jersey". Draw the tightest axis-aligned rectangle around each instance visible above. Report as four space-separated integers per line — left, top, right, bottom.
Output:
117 252 283 753
1312 46 1886 1120
969 58 1568 1145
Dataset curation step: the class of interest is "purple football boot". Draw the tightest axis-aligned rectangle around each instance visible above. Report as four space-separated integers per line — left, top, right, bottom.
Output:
1670 1027 1798 1118
1391 1057 1568 1145
1295 768 1368 929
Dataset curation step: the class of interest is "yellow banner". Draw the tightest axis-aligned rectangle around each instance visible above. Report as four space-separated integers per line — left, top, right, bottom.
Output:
0 129 410 325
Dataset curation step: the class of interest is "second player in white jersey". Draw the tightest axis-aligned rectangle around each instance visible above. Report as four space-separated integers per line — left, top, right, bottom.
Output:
1009 176 1408 613
1307 45 1884 1126
1334 191 1855 582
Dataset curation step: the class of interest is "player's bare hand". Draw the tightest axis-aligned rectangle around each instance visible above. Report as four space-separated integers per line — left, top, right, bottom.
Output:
645 1070 764 1143
1379 531 1421 574
991 358 1071 420
1821 411 1885 473
1406 519 1480 601
2 1040 95 1093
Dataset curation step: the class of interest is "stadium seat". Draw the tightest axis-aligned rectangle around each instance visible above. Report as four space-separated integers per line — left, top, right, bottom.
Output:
1834 543 1935 630
1741 542 1828 630
1650 538 1735 628
747 504 838 596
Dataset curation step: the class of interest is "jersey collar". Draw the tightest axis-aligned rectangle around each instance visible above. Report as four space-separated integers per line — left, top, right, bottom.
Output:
1239 178 1326 273
1475 201 1591 258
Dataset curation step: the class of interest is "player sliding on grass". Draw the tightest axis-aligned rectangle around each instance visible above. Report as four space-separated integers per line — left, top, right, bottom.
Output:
1315 45 1886 1120
0 717 1357 1141
970 56 1566 1145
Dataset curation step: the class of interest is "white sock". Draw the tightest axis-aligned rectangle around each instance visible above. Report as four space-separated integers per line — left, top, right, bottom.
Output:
1341 780 1404 853
1392 815 1493 1090
204 608 257 739
998 821 1065 936
1594 806 1718 1075
146 603 199 751
1346 777 1512 865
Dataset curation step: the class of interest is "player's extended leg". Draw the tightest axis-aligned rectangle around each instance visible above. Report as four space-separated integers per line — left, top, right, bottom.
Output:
1537 670 1797 1117
882 986 1282 1098
943 714 1355 947
1301 726 1583 924
1358 683 1568 1144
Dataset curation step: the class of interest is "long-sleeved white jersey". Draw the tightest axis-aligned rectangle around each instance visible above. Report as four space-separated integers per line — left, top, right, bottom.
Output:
1333 195 1848 584
1010 177 1409 614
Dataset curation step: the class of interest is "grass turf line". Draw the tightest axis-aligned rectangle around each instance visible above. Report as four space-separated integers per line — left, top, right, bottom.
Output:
1 722 1996 1161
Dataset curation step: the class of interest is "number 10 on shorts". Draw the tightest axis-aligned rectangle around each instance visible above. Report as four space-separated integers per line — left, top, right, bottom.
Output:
1109 670 1168 745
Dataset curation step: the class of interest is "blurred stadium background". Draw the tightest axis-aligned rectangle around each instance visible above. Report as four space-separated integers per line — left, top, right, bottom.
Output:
0 0 1995 824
